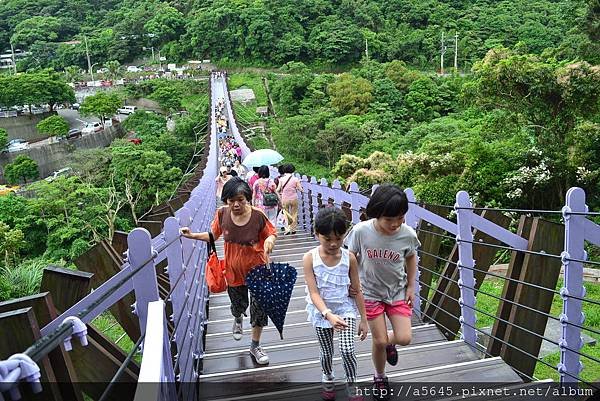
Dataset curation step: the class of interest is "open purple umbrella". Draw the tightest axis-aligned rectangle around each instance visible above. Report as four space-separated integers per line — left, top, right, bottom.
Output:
245 262 298 339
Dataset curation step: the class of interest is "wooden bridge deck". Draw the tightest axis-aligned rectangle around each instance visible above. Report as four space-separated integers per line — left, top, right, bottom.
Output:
199 230 524 400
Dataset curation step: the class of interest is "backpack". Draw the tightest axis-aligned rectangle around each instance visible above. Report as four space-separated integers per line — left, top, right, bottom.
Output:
263 180 279 207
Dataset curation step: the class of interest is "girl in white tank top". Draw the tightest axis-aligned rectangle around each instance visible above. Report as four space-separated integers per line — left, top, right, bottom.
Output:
303 207 368 401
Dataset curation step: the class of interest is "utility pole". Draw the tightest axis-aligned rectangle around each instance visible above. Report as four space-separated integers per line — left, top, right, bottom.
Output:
365 38 369 61
10 43 17 74
84 35 92 79
454 32 459 72
440 32 447 75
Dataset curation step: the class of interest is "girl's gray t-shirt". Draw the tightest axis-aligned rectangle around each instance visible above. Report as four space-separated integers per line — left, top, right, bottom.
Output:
344 219 421 304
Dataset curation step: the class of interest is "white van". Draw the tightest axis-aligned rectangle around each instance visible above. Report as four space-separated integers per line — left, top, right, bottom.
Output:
118 105 137 115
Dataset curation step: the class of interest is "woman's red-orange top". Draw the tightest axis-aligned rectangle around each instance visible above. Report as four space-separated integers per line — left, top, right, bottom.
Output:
211 206 277 286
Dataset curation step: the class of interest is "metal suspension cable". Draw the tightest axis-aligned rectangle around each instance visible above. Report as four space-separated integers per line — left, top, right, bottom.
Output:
408 200 455 210
419 281 461 305
416 295 460 338
563 319 600 339
562 292 600 308
417 250 562 297
418 263 560 323
418 248 457 265
459 239 562 260
460 302 560 348
98 334 145 401
563 257 600 268
454 206 563 215
463 281 559 323
562 211 600 217
415 228 457 241
461 320 599 389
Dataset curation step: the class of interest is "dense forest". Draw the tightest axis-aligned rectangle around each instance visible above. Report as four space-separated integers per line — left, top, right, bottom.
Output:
1 0 598 71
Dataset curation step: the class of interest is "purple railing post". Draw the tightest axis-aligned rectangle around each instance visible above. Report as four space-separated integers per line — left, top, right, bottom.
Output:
331 180 344 209
404 188 421 319
455 191 477 346
301 176 311 230
128 227 176 397
310 177 319 232
128 228 160 337
320 178 333 207
348 182 362 225
163 216 187 375
559 187 586 383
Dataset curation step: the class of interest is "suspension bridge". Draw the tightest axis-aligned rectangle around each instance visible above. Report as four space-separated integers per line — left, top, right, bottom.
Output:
0 73 598 401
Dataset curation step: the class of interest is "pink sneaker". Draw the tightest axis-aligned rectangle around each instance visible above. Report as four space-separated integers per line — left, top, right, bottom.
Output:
322 375 336 400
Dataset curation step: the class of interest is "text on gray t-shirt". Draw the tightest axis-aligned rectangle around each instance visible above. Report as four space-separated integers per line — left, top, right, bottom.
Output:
344 219 421 304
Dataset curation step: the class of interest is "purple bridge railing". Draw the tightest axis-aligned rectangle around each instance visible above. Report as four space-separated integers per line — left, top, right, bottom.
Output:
1 75 598 400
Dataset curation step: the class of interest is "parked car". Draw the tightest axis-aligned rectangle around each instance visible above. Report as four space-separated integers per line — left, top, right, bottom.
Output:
128 138 142 145
117 105 137 115
66 128 82 139
0 185 20 196
82 122 103 135
45 167 72 182
71 103 80 110
3 138 29 152
126 66 141 73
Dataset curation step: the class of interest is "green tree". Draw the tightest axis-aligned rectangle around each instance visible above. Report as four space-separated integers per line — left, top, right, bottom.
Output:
316 115 367 168
104 60 121 81
64 66 82 84
0 222 25 268
308 17 362 64
4 156 39 184
144 5 186 45
327 73 373 115
10 16 62 48
0 128 7 150
79 91 122 125
110 145 182 223
37 115 69 138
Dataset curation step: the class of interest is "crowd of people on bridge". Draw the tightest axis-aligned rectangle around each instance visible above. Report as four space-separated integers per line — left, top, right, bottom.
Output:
181 73 419 401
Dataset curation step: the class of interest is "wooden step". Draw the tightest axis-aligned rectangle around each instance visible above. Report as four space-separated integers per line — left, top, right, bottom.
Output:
198 340 482 398
200 358 522 401
202 324 444 374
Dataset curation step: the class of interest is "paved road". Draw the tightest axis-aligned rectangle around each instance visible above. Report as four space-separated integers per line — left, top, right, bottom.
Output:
57 109 100 129
27 110 127 149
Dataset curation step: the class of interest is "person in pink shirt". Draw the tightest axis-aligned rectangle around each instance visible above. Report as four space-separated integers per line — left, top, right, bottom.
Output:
215 166 231 205
247 167 260 190
276 164 303 235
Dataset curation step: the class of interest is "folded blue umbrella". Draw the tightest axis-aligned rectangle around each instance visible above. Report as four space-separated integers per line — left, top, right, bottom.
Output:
245 262 298 339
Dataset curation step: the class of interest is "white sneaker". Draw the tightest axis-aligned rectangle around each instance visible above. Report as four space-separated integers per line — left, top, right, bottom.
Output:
249 346 269 365
232 319 243 341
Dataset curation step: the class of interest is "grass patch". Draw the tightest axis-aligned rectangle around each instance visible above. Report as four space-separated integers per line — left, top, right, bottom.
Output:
228 73 268 106
248 135 270 149
182 94 209 113
472 277 600 382
91 312 140 364
232 101 264 126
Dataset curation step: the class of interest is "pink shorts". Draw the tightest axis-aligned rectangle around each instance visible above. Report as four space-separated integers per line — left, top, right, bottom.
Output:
365 300 412 320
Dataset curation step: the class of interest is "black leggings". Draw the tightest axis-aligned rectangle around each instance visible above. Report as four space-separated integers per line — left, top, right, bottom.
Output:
227 285 268 327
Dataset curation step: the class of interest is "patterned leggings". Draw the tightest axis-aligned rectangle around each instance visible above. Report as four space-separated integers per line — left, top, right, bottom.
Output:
315 317 357 383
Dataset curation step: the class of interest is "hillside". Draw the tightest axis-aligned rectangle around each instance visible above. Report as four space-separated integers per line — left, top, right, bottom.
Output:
0 0 597 71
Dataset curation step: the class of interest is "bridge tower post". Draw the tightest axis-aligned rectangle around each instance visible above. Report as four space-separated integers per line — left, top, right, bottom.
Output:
560 188 587 384
455 191 477 347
